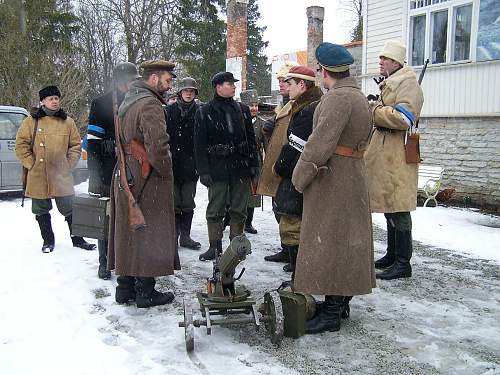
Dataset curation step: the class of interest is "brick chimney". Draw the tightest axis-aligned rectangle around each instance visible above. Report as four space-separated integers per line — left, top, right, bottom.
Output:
307 6 325 71
226 0 248 93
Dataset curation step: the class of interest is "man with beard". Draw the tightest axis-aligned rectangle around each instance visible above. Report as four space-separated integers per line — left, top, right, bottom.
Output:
86 62 139 279
108 60 179 308
165 77 201 250
194 72 259 261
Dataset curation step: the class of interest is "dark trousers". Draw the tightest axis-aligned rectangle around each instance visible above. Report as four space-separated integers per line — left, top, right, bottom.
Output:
31 196 74 217
174 180 197 214
206 176 250 225
384 212 412 231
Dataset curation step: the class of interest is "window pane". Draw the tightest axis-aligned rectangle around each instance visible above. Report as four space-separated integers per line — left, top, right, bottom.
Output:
476 0 500 61
0 113 25 139
411 15 426 65
432 10 448 63
453 4 472 61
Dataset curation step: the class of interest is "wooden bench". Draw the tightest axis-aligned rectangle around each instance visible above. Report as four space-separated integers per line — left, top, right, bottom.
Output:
418 164 444 207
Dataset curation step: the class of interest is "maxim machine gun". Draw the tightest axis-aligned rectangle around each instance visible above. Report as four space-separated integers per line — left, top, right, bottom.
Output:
179 235 284 352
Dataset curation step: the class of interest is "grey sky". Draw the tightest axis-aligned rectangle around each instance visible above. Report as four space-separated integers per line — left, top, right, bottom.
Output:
257 0 356 59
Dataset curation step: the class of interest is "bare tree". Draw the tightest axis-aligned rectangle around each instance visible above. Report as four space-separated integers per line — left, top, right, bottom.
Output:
340 0 363 42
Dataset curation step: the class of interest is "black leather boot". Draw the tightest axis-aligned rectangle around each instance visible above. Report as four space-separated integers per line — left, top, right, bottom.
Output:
97 240 111 279
115 275 136 304
199 222 224 261
305 295 343 334
135 277 174 308
283 245 298 272
314 296 352 320
66 215 96 250
264 243 289 263
179 211 201 250
199 240 222 261
244 207 257 234
36 213 55 253
375 221 396 269
376 230 412 280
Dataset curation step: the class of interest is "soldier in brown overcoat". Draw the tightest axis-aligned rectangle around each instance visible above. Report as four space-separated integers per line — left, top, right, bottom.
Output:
108 60 179 308
292 43 375 334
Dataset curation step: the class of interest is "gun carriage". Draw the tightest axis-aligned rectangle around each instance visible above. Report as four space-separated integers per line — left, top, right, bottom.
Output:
179 235 284 352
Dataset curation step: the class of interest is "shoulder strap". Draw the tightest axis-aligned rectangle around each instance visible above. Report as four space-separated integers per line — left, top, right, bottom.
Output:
31 118 38 151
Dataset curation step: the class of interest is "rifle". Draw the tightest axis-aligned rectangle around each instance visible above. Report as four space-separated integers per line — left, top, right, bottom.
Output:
112 88 147 230
418 58 430 85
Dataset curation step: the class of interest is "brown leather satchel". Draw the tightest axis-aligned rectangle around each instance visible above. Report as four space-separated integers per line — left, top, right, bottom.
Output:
405 132 421 164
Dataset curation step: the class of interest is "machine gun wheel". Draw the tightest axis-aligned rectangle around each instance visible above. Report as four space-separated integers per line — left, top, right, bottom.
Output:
263 291 284 346
182 297 195 352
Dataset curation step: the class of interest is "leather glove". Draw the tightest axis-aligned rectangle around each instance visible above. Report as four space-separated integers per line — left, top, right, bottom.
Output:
262 118 275 134
199 174 213 187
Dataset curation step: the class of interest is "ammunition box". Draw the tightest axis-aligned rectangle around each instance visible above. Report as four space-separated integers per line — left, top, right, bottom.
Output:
72 194 110 240
278 290 308 338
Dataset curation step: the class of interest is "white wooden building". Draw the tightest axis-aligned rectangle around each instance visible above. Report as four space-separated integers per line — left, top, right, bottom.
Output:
361 0 500 208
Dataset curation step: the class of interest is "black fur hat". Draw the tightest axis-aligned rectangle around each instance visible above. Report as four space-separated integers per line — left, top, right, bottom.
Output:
39 85 61 101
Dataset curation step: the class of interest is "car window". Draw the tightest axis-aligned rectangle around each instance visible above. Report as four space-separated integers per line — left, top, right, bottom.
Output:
0 112 26 139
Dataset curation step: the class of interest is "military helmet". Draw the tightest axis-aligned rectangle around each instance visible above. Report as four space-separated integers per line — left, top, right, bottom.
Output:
240 89 259 105
177 77 199 95
113 62 140 84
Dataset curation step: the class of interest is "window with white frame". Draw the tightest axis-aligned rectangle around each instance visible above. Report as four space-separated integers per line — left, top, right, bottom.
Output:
408 0 474 66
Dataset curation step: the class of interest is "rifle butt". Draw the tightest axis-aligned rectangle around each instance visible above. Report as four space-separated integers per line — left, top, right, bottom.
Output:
128 199 147 230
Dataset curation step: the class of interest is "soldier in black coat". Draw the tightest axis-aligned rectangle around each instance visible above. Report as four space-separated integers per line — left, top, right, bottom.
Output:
165 77 201 250
194 72 259 261
273 66 323 276
86 62 139 279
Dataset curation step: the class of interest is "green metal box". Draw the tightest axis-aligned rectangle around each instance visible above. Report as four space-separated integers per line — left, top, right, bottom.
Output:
72 194 110 240
278 290 308 339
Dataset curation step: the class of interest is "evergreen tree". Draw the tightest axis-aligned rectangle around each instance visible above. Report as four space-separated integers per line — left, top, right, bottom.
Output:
174 0 226 102
246 0 270 96
0 0 84 123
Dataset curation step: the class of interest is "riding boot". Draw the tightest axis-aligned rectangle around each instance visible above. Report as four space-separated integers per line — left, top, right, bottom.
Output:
65 215 96 250
36 213 55 253
264 242 289 263
376 230 413 280
179 211 201 250
135 277 174 308
115 275 136 304
229 222 245 240
199 222 223 261
375 220 396 269
313 296 352 320
244 207 257 234
305 295 343 334
97 240 111 279
283 245 298 272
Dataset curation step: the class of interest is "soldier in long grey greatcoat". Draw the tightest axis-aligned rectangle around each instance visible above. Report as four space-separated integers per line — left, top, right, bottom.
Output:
108 60 179 308
364 40 424 280
292 43 375 334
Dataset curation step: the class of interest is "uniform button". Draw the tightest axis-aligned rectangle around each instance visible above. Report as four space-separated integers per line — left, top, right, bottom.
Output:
39 158 44 162
40 143 44 147
38 128 42 132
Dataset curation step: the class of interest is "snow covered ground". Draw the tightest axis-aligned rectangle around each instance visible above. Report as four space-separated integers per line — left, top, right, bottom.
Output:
1 181 499 374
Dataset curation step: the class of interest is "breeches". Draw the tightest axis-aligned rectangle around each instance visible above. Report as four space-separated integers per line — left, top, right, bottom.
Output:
206 176 250 224
31 195 74 217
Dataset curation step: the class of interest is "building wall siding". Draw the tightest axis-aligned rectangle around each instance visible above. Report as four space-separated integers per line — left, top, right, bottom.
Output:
419 117 500 207
364 0 405 75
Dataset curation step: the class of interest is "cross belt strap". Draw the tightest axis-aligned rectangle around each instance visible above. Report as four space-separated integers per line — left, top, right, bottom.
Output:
334 145 365 159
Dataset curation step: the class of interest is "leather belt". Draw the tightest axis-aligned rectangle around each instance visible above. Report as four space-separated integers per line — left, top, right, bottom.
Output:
334 145 365 159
